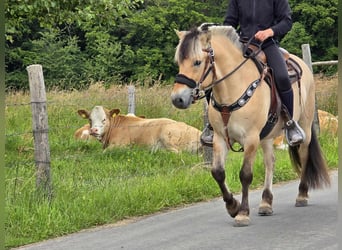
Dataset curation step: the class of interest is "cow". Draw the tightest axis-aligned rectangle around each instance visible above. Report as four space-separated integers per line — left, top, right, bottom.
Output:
273 109 338 150
317 109 338 135
74 114 145 140
77 106 202 153
74 124 95 140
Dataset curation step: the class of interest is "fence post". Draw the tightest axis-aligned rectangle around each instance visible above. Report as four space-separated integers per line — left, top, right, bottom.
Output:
202 101 213 165
127 85 135 114
27 64 52 200
301 44 320 136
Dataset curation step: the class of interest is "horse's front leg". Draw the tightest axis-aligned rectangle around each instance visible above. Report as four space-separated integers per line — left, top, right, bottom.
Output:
258 139 275 215
234 139 259 227
211 138 240 219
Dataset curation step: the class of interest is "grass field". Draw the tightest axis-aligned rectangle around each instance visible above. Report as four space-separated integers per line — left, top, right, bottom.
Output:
5 75 338 248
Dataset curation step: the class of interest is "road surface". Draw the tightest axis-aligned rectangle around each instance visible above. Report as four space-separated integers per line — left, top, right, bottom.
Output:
15 171 337 250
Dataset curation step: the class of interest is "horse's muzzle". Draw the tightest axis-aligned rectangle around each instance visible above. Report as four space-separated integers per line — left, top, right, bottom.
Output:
171 95 193 109
171 88 194 109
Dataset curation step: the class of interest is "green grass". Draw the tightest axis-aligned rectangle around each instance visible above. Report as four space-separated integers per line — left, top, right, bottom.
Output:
5 83 338 248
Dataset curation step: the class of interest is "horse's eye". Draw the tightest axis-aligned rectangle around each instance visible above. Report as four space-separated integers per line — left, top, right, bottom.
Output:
194 60 202 67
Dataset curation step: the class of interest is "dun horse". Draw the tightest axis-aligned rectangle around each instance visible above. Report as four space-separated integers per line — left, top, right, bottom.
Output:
171 24 330 226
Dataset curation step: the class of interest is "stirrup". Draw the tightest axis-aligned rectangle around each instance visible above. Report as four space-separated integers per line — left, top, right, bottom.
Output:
200 124 213 147
284 120 306 147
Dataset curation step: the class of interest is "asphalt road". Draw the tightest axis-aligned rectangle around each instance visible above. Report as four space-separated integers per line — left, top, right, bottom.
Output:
16 171 337 250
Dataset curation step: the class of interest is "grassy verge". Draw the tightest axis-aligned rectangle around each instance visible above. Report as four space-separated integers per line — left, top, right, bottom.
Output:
5 78 337 248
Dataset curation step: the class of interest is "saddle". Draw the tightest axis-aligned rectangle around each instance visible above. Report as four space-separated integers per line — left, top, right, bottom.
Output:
242 41 303 139
251 46 302 85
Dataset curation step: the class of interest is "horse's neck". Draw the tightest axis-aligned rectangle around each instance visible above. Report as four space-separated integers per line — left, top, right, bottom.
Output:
213 40 260 104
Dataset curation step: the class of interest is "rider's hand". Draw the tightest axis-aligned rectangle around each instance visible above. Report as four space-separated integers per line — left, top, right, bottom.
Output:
255 29 274 42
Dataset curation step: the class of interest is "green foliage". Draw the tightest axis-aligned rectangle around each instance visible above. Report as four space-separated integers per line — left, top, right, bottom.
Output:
281 22 314 55
5 0 338 90
83 31 132 84
6 29 87 90
289 0 338 60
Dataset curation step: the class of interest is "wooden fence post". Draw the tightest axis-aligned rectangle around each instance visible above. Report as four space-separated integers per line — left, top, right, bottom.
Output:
27 64 52 199
127 85 135 114
301 44 320 136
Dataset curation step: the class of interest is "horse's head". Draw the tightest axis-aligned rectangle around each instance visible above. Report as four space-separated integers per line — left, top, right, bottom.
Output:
171 25 212 109
171 24 242 109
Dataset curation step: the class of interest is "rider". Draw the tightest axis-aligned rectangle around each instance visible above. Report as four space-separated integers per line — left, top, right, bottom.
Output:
201 0 305 147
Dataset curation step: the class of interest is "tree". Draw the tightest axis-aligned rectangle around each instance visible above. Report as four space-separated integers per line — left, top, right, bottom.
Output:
5 0 143 90
5 0 338 90
289 0 338 61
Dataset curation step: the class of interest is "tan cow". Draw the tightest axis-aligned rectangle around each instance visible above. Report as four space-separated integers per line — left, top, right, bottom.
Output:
74 124 95 140
77 106 202 153
274 109 338 150
318 110 338 135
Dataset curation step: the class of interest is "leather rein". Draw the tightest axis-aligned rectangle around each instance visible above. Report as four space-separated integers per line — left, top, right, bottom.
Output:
174 42 266 152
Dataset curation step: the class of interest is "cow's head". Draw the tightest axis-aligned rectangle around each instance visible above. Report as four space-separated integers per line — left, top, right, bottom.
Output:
77 106 121 140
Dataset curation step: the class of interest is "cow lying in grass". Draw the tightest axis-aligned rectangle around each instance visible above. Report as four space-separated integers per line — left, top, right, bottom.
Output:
74 113 144 141
77 106 202 153
74 124 94 140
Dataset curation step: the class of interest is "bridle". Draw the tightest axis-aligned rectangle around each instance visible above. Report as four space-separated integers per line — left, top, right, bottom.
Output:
175 42 255 101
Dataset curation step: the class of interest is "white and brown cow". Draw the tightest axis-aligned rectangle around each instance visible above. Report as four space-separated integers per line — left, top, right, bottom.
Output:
77 106 202 153
74 114 145 140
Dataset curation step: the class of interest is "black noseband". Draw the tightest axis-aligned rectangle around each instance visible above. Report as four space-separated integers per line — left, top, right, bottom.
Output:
174 74 196 89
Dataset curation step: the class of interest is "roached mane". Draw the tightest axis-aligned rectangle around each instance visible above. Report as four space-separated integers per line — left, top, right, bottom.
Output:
174 24 242 64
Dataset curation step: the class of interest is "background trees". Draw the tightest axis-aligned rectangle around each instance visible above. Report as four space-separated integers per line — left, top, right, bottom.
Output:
5 0 337 90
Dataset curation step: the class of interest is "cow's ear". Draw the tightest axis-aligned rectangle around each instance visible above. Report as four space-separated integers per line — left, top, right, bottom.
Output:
109 108 120 118
78 110 89 119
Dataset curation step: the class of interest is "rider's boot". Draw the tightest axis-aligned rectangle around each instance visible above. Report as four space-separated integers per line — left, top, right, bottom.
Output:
279 88 306 146
200 123 214 147
200 89 214 147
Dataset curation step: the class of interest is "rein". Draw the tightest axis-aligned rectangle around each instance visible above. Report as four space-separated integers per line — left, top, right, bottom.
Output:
175 46 250 100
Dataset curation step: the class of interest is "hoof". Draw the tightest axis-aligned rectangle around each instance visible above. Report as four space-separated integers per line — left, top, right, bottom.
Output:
234 214 250 227
295 198 308 207
226 200 240 218
258 204 273 216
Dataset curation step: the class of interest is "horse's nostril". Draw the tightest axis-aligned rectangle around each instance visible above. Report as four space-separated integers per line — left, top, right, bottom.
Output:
172 97 183 106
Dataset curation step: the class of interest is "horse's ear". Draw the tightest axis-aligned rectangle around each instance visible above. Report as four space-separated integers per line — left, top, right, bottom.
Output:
175 29 186 40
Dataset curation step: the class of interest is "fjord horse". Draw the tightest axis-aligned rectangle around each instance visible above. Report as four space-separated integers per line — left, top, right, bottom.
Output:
171 24 330 226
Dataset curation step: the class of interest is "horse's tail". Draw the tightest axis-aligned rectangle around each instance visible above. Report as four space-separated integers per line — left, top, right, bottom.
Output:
288 125 331 189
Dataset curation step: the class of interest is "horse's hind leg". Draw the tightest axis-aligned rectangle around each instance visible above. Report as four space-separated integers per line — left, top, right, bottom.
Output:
258 139 275 215
292 129 331 207
293 143 310 207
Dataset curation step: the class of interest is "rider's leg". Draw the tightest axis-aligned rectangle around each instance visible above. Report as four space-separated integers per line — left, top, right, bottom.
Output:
263 43 305 146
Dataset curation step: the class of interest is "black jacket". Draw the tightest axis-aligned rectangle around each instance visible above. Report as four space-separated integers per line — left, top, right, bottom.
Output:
223 0 292 41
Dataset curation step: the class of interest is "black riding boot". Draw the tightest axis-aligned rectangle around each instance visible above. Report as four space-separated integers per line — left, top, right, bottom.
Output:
200 90 214 147
200 123 214 147
279 88 305 146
